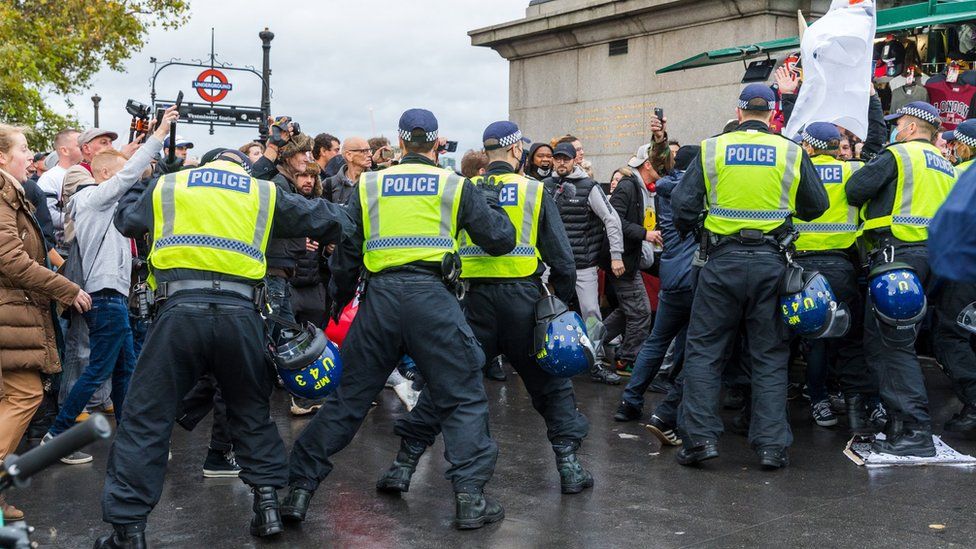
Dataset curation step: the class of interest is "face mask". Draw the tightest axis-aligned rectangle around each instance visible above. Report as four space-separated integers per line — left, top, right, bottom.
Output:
889 127 900 144
536 166 552 177
515 146 528 174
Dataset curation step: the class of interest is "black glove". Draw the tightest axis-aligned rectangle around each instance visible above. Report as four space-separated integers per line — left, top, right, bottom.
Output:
158 156 184 174
269 116 292 147
329 301 341 324
476 175 504 207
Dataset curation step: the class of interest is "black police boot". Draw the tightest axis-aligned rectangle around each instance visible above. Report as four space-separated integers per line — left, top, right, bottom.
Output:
613 401 641 422
454 491 505 530
675 440 719 466
552 439 594 494
871 419 936 457
249 486 283 538
944 404 976 434
92 524 146 549
376 438 427 494
484 355 507 381
845 393 873 436
280 487 314 523
757 446 789 470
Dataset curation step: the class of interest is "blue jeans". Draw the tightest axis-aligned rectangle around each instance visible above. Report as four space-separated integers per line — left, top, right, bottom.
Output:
50 293 136 436
622 288 693 409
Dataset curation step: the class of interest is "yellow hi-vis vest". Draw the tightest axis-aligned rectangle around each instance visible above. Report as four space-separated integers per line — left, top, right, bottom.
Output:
701 130 803 236
359 163 464 273
957 159 975 176
861 141 957 242
148 160 276 289
795 156 862 251
458 173 543 278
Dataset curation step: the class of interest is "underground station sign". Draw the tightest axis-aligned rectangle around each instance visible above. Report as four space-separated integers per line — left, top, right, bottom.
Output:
192 68 233 102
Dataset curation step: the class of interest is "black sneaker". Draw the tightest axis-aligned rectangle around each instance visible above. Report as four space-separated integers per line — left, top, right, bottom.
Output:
645 414 681 446
589 363 622 385
944 404 976 434
484 356 507 381
203 448 241 478
811 399 838 428
613 401 641 422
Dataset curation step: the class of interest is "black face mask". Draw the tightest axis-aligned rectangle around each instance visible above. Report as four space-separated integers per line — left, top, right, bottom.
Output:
515 146 528 174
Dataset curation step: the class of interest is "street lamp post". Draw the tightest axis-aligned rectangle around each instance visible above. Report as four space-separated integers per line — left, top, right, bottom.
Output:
91 94 101 127
259 28 274 140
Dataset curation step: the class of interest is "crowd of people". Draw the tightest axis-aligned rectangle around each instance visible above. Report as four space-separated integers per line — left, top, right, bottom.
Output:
0 53 975 544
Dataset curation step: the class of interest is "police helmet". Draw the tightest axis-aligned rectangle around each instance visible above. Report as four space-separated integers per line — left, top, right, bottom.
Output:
780 271 851 338
271 323 343 400
533 294 595 377
868 262 927 347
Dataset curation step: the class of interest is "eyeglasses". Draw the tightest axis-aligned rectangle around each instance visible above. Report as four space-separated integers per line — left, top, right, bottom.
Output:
347 148 373 154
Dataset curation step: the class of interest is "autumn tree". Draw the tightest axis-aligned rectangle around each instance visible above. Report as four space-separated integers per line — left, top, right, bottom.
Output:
0 0 190 147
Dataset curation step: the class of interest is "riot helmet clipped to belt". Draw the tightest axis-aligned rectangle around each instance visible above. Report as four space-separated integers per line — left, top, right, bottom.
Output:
533 291 596 377
270 322 343 400
779 269 851 339
868 261 927 347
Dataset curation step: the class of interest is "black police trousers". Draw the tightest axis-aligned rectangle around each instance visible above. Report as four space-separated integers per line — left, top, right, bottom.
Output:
795 253 877 397
288 272 497 494
394 281 589 450
177 373 233 453
102 295 287 527
932 281 976 407
678 246 793 450
863 247 931 426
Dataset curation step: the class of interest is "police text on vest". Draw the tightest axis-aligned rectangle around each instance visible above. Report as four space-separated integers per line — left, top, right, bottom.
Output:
382 174 439 196
186 169 252 193
725 144 777 166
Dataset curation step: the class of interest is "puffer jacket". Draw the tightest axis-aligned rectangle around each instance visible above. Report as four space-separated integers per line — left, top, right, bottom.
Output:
0 169 79 379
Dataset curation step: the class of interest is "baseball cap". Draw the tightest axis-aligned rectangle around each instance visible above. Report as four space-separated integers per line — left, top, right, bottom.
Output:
673 145 701 171
32 151 49 163
482 121 530 150
77 128 119 146
884 101 942 128
552 142 577 159
627 143 652 168
738 83 777 111
802 122 842 150
954 119 976 148
164 135 194 149
398 109 438 142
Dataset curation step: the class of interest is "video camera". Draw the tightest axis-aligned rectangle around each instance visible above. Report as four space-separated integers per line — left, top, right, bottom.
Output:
125 99 153 143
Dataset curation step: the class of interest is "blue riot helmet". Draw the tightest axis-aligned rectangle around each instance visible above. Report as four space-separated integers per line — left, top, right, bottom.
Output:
780 270 851 338
271 323 343 400
534 293 595 377
868 262 927 347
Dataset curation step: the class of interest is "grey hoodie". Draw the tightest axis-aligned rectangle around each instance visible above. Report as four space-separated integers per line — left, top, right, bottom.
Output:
71 136 162 295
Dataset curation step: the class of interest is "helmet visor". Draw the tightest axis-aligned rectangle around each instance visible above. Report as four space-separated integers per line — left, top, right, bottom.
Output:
810 302 851 339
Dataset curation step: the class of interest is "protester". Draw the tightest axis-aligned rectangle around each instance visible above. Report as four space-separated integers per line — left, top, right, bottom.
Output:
460 149 488 178
163 135 194 160
608 167 630 194
312 133 340 179
291 163 330 328
0 123 91 521
368 136 394 170
526 142 553 180
36 128 81 250
239 141 265 164
323 137 372 205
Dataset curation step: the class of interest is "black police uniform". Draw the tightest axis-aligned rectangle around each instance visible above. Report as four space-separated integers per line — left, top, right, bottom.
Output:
100 164 347 538
671 119 828 461
286 154 515 497
387 160 589 485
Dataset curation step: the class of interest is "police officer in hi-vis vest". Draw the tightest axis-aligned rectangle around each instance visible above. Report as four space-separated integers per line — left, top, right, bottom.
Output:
374 121 593 499
283 109 516 530
97 149 348 548
846 101 958 456
794 122 880 435
671 84 828 469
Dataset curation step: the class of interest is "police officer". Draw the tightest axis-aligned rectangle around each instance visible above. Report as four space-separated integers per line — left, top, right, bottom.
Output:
281 109 516 530
794 122 879 435
374 121 592 498
846 101 957 456
96 147 349 548
951 119 976 174
671 83 828 469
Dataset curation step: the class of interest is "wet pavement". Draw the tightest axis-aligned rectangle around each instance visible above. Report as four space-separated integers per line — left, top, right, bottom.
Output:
13 363 976 548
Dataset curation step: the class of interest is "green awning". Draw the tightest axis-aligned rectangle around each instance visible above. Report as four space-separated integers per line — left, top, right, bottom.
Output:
657 1 976 74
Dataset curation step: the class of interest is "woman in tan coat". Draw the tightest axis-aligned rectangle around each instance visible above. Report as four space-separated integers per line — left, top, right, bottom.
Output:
0 124 91 521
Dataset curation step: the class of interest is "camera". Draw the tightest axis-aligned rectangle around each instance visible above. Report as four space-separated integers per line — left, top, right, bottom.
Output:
439 140 458 153
126 99 152 120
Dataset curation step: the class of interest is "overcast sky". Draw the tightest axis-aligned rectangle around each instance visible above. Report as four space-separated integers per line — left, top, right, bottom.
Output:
56 1 528 159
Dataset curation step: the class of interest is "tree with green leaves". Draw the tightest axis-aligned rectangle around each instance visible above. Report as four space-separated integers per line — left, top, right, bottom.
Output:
0 0 190 148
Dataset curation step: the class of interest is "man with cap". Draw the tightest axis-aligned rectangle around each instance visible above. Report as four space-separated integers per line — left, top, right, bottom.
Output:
373 120 592 499
846 101 957 456
282 109 516 530
671 83 828 469
950 119 976 174
162 135 194 160
96 146 349 547
793 121 880 435
545 140 625 385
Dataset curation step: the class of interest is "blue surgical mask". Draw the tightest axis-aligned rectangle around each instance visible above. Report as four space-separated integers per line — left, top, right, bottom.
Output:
889 127 899 144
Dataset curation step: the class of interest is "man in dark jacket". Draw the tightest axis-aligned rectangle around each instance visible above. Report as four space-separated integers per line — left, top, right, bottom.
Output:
600 121 670 375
